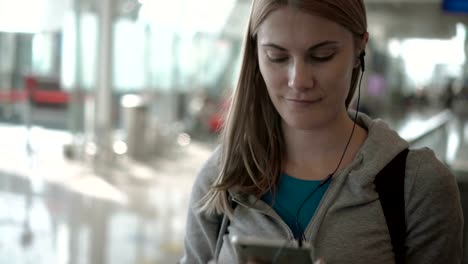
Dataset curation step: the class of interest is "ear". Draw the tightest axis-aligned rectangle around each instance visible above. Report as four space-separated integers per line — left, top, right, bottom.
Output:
354 32 369 68
360 32 369 52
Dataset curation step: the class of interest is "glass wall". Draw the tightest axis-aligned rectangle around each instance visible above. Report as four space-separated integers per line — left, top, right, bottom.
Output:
363 2 468 119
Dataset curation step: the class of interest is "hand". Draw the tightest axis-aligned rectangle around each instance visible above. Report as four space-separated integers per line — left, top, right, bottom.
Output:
314 259 326 264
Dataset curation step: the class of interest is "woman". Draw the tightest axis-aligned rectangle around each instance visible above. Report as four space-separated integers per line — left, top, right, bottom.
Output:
181 0 463 263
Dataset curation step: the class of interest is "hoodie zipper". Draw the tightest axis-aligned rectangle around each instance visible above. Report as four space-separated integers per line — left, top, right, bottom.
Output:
231 197 296 241
303 171 338 244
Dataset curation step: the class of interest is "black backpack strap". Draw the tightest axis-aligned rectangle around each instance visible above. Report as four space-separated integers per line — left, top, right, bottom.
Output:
374 148 409 264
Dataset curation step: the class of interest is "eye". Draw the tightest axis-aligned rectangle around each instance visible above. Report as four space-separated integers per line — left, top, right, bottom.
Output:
265 51 289 63
308 53 335 63
267 56 289 63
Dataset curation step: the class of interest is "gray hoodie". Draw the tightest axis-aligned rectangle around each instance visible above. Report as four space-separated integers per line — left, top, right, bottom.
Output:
181 113 463 264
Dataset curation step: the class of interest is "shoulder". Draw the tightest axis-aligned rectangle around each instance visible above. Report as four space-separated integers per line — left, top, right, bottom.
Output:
192 145 223 193
403 150 463 262
405 147 455 189
404 147 460 211
199 145 223 179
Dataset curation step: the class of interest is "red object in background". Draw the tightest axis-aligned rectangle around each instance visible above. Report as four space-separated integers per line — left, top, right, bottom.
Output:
209 113 223 133
208 97 231 133
25 75 69 105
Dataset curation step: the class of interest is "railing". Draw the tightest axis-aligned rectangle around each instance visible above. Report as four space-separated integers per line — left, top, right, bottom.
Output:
396 109 453 166
400 109 453 145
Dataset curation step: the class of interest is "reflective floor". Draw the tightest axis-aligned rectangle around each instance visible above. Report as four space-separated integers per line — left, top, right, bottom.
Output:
0 123 214 264
0 109 467 264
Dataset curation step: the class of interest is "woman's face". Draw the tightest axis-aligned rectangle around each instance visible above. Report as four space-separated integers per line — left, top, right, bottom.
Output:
257 6 360 130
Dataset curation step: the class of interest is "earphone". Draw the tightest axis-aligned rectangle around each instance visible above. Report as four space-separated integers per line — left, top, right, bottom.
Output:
360 51 366 72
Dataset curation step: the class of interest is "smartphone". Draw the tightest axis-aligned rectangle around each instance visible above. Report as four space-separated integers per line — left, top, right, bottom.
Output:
230 235 314 264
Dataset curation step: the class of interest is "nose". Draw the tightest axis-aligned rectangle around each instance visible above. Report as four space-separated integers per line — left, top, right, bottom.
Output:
288 60 314 91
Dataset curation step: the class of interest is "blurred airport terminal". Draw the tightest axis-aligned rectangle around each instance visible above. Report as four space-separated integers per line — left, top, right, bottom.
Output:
1 0 468 263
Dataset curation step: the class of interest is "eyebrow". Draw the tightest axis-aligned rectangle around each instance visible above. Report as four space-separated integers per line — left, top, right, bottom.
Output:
261 40 339 51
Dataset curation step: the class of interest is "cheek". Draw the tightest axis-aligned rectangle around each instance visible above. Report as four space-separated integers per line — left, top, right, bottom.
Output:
318 59 355 92
258 59 286 93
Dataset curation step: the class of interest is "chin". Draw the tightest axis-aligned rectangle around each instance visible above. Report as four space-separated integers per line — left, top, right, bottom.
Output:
282 115 331 130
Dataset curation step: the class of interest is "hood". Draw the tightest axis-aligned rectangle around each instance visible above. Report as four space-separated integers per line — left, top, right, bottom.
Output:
339 111 410 204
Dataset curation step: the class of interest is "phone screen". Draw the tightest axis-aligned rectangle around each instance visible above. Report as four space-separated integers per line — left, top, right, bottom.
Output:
231 235 314 264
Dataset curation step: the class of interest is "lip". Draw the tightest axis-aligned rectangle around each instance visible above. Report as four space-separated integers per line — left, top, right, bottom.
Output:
285 98 322 104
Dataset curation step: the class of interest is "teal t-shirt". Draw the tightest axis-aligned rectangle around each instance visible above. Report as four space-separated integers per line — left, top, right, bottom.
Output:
262 173 331 240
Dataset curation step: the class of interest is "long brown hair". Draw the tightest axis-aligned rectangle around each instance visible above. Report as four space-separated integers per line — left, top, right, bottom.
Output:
199 0 368 216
